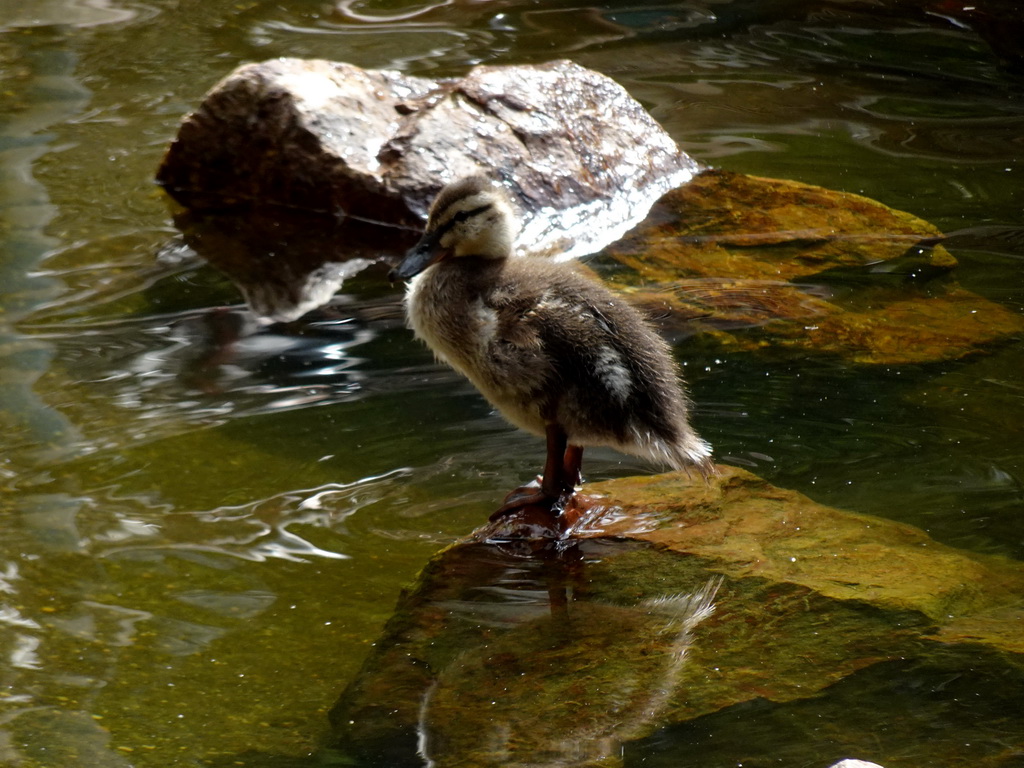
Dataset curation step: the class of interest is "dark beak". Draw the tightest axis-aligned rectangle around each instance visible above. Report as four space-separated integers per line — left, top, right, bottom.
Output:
389 229 446 282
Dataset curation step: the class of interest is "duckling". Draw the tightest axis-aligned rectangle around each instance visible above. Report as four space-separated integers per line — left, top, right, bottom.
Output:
389 175 713 519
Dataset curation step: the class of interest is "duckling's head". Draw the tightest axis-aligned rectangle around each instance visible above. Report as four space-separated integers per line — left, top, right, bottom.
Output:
389 175 518 281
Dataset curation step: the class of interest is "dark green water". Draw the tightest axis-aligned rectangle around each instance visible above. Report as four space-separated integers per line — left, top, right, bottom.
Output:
1 1 1022 766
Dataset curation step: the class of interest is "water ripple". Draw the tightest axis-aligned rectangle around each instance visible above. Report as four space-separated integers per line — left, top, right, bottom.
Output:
19 306 379 459
98 469 413 564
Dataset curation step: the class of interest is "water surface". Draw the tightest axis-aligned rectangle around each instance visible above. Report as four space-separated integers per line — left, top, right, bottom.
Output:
1 1 1022 765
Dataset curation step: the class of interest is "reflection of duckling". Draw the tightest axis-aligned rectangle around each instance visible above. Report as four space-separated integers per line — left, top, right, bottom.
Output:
389 175 712 518
416 578 722 766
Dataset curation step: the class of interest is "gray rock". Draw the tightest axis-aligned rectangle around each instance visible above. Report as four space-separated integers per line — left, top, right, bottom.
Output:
157 58 700 260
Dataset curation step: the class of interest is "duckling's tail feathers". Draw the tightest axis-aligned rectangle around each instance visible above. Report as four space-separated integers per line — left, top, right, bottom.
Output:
632 428 715 478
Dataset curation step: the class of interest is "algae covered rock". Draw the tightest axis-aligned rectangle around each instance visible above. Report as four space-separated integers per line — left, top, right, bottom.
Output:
608 170 1024 364
328 467 1024 766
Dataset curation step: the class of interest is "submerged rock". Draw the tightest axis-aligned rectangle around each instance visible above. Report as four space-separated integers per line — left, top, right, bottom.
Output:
329 466 1024 766
607 170 1024 364
157 57 699 261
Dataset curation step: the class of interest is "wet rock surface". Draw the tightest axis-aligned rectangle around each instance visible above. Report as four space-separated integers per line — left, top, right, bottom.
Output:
606 170 1024 364
157 57 699 261
585 466 1024 638
328 466 1024 767
157 59 1020 360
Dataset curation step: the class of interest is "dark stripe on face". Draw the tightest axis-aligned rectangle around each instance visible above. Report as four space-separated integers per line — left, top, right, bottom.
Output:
431 203 492 239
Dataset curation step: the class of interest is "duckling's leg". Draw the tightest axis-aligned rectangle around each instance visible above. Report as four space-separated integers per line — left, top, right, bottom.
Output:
562 444 584 490
490 424 573 520
539 423 569 499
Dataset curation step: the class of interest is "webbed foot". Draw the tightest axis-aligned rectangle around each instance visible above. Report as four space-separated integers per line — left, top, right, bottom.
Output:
489 479 557 521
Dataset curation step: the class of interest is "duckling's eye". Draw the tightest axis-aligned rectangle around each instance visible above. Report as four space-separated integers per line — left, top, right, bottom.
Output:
432 203 493 237
452 204 492 224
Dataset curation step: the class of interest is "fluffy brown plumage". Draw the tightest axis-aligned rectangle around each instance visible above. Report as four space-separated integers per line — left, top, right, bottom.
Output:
390 175 712 515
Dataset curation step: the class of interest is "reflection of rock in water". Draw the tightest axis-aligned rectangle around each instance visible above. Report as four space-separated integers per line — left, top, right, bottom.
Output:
415 578 721 768
116 306 378 427
175 308 375 400
172 208 411 323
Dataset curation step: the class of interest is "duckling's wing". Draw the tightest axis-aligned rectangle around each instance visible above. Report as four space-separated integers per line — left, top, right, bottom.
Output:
482 284 556 406
477 265 710 470
482 270 654 421
540 293 676 437
515 273 708 468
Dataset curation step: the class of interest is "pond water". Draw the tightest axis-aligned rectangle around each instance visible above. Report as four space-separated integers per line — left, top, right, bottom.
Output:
1 1 1022 766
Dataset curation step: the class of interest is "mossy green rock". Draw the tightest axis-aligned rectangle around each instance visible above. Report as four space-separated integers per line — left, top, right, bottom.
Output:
606 170 1023 364
586 466 1024 629
329 466 1024 766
